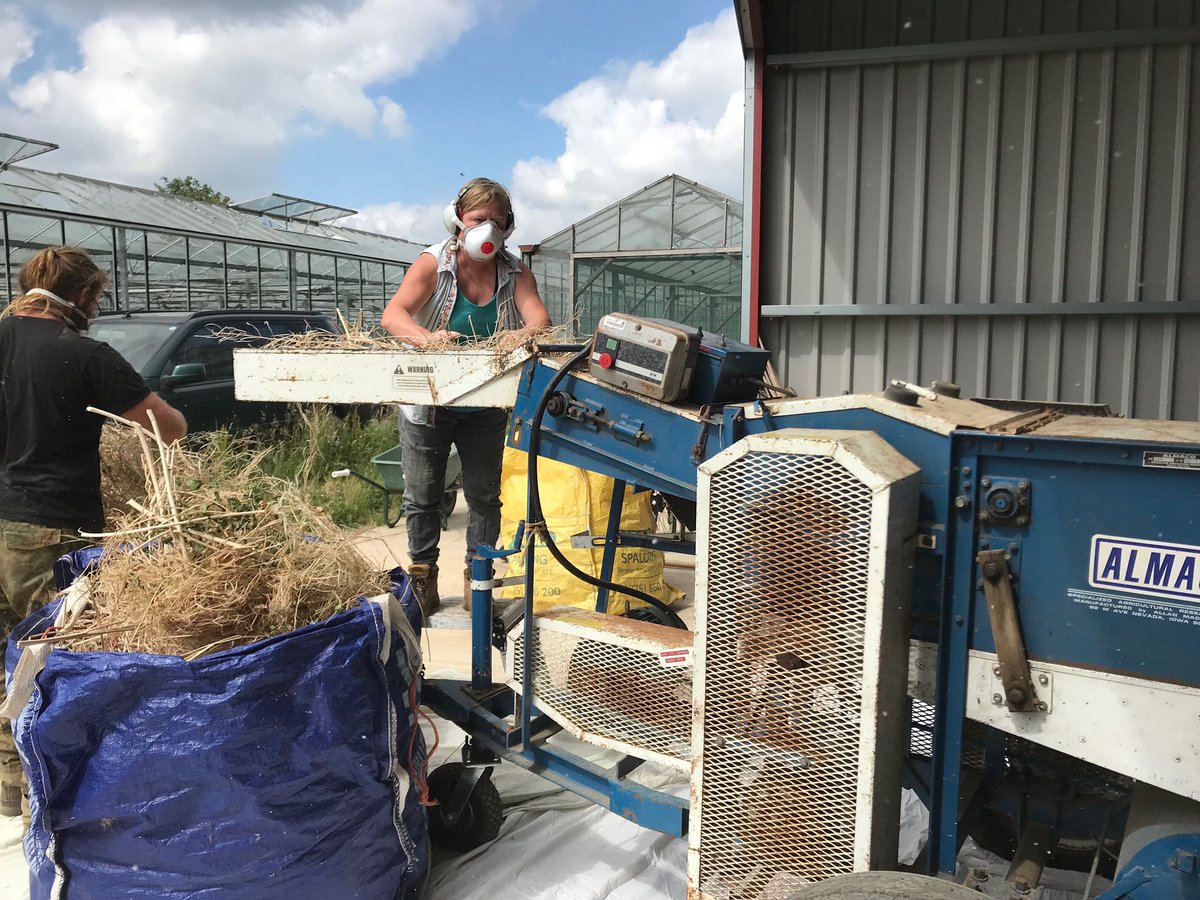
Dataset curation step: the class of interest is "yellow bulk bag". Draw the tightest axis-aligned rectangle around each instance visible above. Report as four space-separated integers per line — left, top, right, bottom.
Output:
496 447 684 614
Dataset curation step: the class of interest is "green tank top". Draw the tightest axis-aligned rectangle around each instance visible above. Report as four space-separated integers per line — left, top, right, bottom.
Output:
445 289 498 412
446 288 498 342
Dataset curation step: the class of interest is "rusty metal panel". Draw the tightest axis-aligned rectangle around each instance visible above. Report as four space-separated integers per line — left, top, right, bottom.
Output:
506 608 693 771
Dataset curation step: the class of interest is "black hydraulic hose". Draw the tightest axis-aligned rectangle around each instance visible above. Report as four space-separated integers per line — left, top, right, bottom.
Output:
527 343 689 631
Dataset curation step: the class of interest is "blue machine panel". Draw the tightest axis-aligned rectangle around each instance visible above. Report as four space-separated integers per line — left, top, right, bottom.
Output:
498 355 1200 889
957 432 1200 687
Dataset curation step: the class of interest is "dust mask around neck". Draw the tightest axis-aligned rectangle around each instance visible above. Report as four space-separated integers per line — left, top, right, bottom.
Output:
25 287 93 329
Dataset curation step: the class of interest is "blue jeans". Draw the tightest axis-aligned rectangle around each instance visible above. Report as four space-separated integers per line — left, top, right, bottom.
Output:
399 407 509 566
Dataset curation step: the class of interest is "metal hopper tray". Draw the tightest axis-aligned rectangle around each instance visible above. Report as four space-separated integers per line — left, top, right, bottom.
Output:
233 345 532 407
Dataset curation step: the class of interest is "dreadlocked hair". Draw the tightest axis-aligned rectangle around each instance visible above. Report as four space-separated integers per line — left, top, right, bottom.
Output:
5 246 107 322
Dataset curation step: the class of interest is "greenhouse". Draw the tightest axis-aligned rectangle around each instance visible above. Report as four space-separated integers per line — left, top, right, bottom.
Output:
527 174 743 339
0 133 422 318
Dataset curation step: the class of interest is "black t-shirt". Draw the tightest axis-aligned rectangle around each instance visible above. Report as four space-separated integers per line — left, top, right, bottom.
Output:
0 316 151 532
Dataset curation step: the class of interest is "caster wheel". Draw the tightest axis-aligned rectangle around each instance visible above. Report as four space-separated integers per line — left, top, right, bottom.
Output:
427 762 503 852
439 490 457 530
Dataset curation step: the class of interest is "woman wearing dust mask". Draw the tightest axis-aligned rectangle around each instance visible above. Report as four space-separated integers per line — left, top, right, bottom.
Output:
381 178 550 617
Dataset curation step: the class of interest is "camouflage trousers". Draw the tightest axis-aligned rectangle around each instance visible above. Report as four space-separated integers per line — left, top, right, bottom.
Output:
0 519 82 760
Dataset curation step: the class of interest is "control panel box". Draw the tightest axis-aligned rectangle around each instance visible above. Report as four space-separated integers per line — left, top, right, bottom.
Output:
689 333 773 405
590 314 701 402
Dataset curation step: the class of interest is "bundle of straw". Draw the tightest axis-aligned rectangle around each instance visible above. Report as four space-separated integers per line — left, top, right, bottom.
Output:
70 407 388 659
99 425 149 524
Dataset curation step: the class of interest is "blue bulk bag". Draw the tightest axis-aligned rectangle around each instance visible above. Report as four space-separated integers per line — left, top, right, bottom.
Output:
5 573 428 900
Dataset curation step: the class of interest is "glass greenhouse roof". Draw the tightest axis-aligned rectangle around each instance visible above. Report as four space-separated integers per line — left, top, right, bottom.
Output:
232 193 356 223
0 133 58 168
528 175 744 338
0 166 422 263
540 174 742 255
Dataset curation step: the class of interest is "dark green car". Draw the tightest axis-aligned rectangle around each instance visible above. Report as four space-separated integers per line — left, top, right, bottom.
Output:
89 309 340 431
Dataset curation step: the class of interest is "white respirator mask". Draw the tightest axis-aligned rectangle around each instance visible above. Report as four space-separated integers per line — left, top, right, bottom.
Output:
459 220 508 262
442 180 517 262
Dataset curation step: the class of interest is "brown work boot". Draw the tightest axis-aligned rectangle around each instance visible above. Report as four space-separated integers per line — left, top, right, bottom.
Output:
463 566 472 613
408 563 440 617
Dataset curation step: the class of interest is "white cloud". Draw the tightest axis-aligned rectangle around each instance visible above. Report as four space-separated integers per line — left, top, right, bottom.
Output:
347 201 437 240
512 7 744 242
1 0 474 195
352 7 744 246
0 10 35 82
7 2 744 251
376 97 410 139
23 0 363 21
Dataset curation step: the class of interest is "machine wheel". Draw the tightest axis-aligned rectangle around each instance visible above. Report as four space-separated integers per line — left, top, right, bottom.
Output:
439 489 457 530
785 872 983 899
427 763 503 852
969 807 1120 880
620 604 688 629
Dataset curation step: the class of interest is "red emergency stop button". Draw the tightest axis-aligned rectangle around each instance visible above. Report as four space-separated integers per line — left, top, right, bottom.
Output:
598 352 614 369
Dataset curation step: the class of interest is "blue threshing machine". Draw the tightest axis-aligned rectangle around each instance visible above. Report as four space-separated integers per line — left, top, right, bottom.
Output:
424 313 1200 899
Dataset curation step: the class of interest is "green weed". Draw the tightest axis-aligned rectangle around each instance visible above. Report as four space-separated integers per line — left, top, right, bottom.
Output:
198 407 400 529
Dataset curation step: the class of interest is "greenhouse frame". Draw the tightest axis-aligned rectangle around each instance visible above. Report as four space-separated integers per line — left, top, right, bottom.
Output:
0 134 422 319
526 175 743 338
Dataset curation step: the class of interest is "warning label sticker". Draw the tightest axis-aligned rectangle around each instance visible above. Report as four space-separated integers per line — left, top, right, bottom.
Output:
658 647 692 669
392 374 430 391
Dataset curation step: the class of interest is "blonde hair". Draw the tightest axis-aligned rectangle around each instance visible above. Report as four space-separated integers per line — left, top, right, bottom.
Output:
455 178 514 229
6 246 108 322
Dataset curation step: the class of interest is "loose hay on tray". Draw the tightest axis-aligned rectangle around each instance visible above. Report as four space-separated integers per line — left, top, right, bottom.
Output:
232 312 578 353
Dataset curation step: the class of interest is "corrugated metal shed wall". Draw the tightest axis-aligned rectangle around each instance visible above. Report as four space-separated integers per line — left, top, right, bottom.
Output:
756 0 1200 419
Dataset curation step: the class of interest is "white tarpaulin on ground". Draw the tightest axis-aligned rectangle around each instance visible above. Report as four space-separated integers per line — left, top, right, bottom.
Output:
0 714 1111 899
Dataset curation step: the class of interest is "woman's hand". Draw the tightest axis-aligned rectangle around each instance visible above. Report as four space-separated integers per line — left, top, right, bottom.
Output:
407 329 461 348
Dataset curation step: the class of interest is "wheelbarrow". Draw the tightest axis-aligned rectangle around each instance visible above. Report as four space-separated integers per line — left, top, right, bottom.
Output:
331 445 462 528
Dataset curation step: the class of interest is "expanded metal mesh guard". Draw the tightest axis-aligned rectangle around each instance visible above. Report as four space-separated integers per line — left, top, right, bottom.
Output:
692 438 914 896
909 698 936 760
509 612 693 769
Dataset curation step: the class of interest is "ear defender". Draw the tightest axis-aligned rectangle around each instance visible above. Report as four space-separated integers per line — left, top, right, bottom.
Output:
444 180 516 237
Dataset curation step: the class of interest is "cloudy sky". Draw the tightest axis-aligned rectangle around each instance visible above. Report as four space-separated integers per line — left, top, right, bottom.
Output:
0 0 744 246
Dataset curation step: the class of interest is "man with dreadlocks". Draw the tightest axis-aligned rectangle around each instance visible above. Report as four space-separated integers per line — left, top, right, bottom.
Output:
0 246 187 818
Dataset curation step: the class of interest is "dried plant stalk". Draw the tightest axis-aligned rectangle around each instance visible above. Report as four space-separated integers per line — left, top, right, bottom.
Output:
99 426 149 524
216 320 580 353
71 410 389 658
